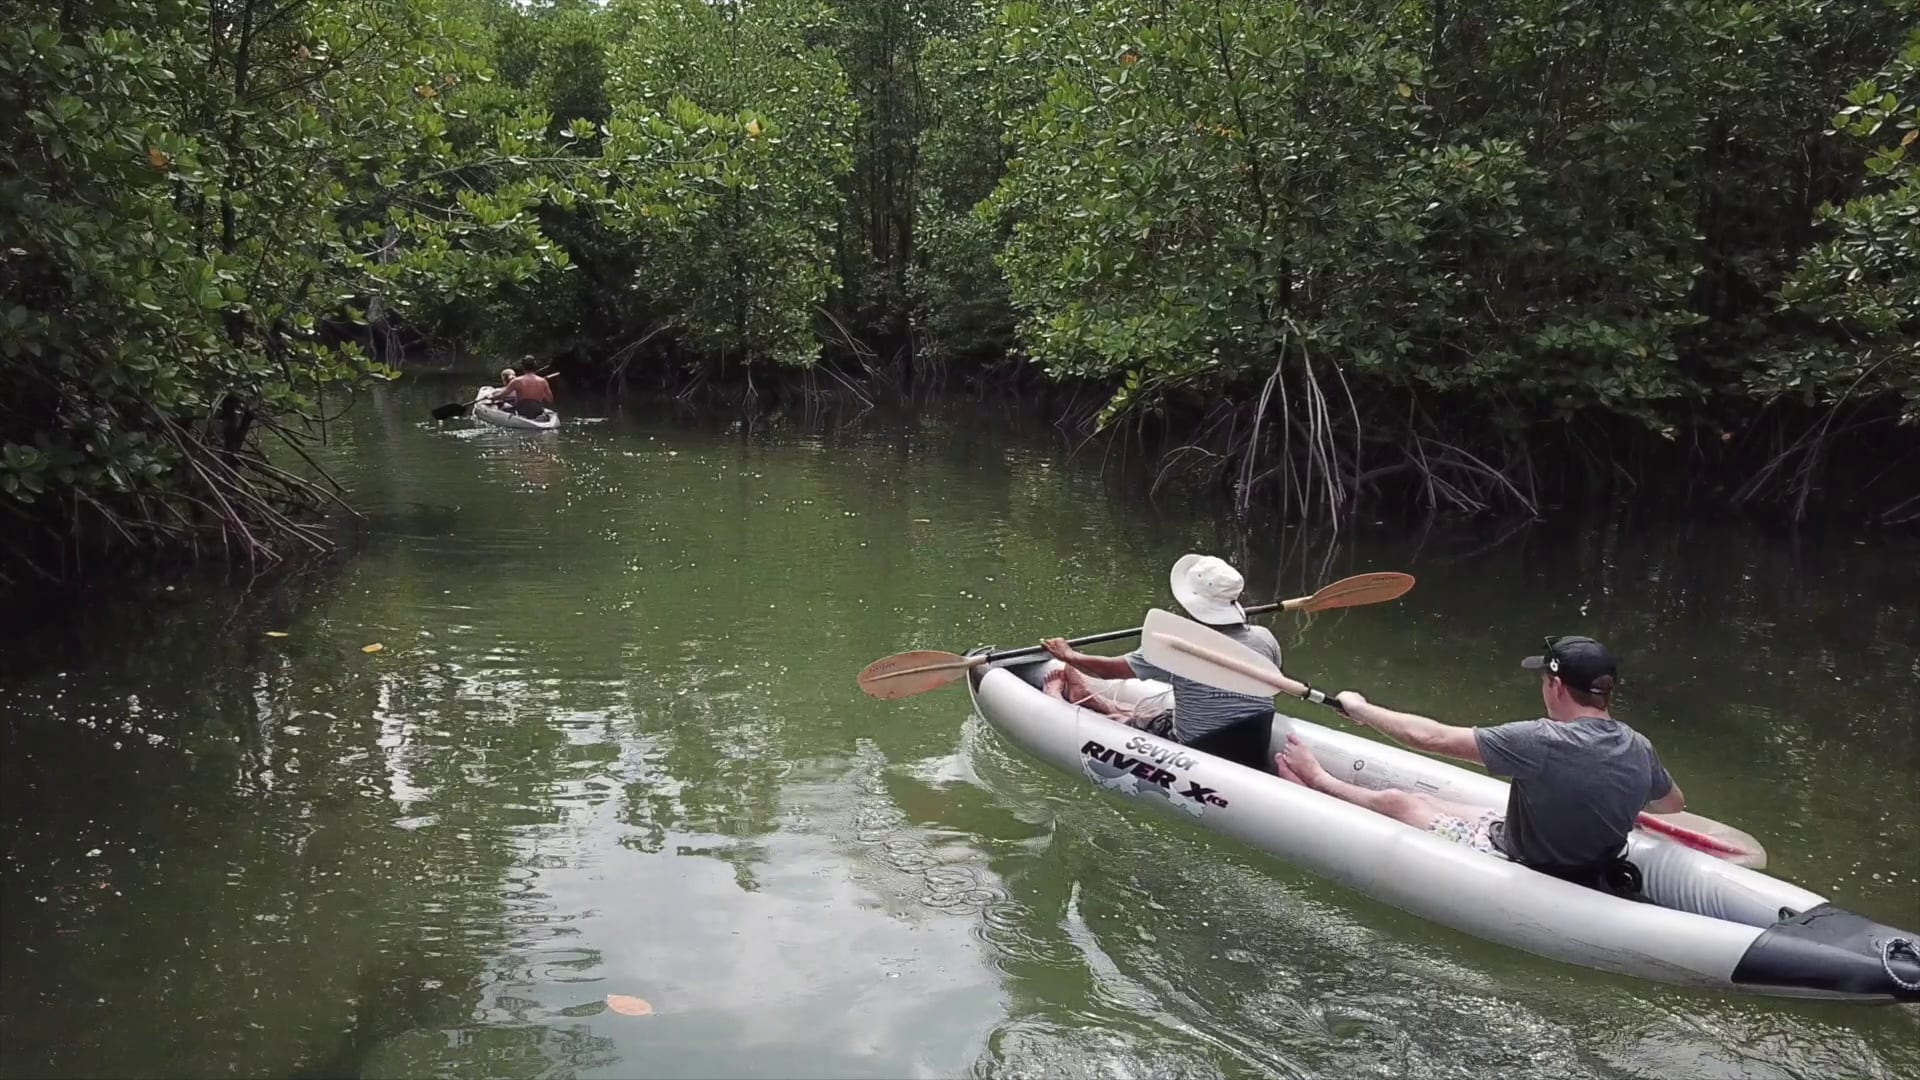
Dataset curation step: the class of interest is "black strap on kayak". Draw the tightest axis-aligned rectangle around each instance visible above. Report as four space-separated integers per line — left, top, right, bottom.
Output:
1517 848 1646 900
1601 856 1646 899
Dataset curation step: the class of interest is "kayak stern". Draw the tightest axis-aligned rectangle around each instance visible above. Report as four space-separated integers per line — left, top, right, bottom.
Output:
1731 905 1920 1001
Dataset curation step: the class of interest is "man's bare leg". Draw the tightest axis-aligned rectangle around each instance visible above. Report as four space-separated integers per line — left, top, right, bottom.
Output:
1275 734 1484 830
1043 665 1135 720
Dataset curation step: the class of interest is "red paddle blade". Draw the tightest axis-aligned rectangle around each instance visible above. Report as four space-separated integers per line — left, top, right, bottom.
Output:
1636 811 1767 868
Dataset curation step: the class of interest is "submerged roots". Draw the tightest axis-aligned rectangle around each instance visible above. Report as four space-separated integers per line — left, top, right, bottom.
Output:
0 410 351 586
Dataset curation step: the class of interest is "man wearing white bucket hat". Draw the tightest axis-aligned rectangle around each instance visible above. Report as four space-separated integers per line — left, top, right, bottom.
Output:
1042 554 1285 774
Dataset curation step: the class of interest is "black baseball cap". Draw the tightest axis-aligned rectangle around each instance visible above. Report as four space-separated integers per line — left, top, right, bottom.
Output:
1520 635 1619 694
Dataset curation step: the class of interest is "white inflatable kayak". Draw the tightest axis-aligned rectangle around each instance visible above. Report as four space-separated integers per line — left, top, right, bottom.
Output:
471 386 559 431
966 658 1920 1003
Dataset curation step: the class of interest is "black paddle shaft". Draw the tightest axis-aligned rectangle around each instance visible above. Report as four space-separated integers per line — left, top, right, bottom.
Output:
984 600 1285 664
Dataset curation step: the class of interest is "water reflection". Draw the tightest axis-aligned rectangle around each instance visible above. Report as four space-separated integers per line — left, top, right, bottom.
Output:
1 379 1915 1079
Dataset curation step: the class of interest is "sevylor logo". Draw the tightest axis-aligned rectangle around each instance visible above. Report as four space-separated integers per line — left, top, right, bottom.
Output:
1079 739 1229 816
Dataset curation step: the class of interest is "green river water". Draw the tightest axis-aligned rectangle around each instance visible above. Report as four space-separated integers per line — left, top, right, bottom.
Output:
2 375 1916 1079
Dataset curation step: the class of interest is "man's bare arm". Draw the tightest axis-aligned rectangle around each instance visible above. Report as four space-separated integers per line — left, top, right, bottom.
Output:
1041 638 1135 680
1646 783 1686 814
1334 692 1484 764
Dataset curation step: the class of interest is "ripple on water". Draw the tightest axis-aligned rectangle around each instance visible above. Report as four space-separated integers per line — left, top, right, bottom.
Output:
977 1015 1259 1080
955 715 1671 1080
1603 1001 1920 1080
835 737 1054 966
7 394 1916 1080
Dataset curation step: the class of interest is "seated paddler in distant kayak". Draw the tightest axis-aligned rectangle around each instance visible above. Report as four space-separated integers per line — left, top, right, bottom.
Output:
1274 635 1689 893
1041 554 1285 775
484 366 515 402
489 356 555 418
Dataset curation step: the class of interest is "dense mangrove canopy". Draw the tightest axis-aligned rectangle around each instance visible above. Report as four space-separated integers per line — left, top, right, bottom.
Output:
4 0 1917 579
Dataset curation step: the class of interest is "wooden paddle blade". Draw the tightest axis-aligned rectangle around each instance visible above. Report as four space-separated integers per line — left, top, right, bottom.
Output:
1287 571 1416 613
1142 609 1292 696
857 650 980 700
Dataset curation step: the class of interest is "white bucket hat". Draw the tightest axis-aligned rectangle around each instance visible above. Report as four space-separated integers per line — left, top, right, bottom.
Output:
1170 553 1246 625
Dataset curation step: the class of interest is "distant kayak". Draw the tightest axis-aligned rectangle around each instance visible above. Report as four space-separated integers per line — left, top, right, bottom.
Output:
471 386 559 431
967 658 1920 1003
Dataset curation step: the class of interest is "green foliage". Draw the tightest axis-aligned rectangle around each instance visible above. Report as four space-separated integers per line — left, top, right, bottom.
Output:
1768 23 1920 422
980 0 1911 431
909 24 1017 365
595 0 855 367
6 0 1917 561
0 0 565 568
441 0 856 371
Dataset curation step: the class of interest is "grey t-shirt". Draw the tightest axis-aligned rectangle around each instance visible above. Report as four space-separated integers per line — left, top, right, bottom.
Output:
1474 717 1674 871
1126 624 1281 743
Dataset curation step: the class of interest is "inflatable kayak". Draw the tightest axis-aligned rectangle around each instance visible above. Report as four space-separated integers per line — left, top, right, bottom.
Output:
471 386 559 431
966 658 1920 1003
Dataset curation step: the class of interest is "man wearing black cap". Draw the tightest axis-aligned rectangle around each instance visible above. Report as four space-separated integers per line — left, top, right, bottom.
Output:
1273 634 1687 890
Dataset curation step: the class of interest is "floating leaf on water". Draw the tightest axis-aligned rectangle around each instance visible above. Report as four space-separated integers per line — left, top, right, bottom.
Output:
265 631 289 638
605 994 653 1016
361 643 385 654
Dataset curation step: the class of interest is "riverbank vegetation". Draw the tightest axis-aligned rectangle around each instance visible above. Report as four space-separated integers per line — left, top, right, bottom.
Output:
4 0 1917 580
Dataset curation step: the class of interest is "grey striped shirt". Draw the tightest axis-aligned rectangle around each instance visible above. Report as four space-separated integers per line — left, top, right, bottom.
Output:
1126 624 1281 742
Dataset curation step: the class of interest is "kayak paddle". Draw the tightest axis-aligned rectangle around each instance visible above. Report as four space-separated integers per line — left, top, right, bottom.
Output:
1138 607 1768 868
431 393 490 420
856 571 1414 701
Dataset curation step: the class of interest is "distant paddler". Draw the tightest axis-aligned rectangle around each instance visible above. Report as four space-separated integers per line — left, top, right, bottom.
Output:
496 356 556 420
482 366 514 401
